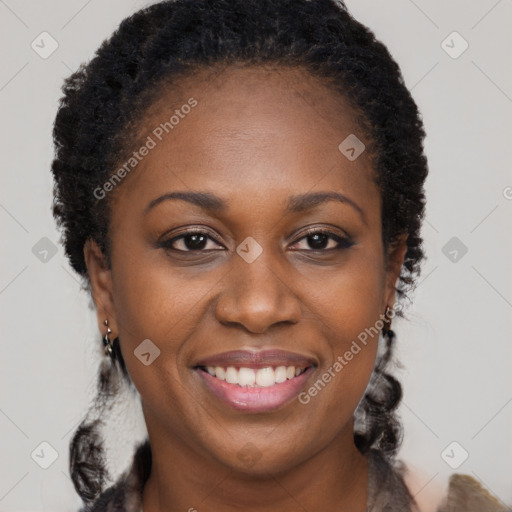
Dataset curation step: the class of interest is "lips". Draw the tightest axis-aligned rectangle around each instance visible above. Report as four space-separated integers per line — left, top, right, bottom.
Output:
193 349 317 412
194 349 317 369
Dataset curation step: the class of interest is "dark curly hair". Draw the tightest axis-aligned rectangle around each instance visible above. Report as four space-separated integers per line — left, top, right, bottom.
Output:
51 0 428 507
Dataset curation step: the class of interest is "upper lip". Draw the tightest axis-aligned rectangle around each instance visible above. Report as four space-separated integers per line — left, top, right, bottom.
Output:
194 349 317 369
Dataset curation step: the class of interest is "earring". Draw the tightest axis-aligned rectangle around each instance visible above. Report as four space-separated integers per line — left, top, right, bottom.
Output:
103 319 114 358
383 305 393 335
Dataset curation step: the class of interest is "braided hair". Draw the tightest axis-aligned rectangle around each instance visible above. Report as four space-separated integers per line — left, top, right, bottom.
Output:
51 0 428 506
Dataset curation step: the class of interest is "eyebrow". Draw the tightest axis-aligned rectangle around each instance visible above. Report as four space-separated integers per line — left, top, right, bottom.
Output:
286 191 366 224
145 190 366 224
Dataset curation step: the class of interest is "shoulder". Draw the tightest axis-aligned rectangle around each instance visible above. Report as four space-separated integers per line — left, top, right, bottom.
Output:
403 464 511 512
436 474 512 512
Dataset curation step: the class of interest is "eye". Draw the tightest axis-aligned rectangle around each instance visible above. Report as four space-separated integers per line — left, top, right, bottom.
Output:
158 228 354 253
159 230 224 252
289 229 354 251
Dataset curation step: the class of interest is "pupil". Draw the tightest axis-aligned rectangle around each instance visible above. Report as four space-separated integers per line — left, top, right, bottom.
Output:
185 233 207 250
308 233 328 249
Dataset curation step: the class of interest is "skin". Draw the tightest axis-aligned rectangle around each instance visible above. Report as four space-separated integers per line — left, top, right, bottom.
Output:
85 65 408 511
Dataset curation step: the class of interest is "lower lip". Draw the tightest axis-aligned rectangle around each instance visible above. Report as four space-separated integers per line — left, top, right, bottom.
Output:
195 367 314 413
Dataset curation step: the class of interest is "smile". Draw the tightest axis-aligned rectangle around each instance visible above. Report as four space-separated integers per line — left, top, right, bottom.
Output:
195 365 314 413
200 365 309 387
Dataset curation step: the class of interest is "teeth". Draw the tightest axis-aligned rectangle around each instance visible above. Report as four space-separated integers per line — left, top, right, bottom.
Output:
274 366 287 383
204 365 306 387
238 367 256 386
225 367 238 384
215 366 225 380
255 367 275 387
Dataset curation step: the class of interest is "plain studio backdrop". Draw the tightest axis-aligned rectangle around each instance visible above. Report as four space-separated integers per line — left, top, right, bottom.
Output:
1 0 511 510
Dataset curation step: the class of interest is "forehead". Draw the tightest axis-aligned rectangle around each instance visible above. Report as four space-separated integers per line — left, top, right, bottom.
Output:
114 65 379 221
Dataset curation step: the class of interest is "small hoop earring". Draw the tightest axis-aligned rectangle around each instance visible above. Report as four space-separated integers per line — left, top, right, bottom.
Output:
103 319 114 358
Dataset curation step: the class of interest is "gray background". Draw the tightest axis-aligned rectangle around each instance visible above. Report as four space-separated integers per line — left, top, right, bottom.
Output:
1 0 511 510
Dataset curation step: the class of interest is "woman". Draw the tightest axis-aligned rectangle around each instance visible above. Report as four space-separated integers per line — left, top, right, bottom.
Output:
50 0 509 510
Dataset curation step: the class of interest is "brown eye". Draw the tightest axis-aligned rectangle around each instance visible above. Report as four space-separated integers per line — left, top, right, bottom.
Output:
290 229 354 252
160 231 224 252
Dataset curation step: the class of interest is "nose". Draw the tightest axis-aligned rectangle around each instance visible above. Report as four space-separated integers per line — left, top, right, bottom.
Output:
214 252 302 334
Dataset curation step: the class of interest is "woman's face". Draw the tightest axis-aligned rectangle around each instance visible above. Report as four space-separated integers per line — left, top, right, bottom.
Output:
86 66 406 474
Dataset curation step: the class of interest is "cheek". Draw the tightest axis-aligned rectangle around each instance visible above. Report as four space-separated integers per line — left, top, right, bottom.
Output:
111 242 214 339
295 293 382 449
109 245 221 389
109 257 209 432
300 244 386 341
296 246 386 411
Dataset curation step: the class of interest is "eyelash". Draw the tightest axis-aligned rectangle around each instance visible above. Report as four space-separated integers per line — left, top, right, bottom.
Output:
159 228 354 253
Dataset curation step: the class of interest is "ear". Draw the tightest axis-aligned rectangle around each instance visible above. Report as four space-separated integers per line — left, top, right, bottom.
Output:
383 233 408 311
84 238 118 338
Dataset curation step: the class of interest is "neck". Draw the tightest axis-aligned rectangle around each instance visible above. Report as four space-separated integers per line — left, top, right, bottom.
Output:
142 422 368 512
